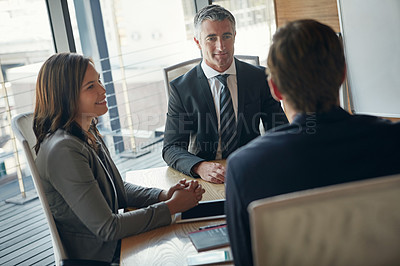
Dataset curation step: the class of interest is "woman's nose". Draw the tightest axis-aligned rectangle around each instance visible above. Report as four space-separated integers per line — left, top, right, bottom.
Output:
99 82 106 93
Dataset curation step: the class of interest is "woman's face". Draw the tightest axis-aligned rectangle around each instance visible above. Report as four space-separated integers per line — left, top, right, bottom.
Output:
75 62 108 130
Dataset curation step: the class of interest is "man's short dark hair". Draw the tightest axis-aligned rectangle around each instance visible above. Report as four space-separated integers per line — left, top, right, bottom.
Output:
267 19 346 113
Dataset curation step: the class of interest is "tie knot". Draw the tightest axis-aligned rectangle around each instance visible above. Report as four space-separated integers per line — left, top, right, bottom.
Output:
216 74 229 87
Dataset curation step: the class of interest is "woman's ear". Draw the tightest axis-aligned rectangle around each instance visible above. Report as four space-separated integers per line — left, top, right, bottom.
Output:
268 78 283 101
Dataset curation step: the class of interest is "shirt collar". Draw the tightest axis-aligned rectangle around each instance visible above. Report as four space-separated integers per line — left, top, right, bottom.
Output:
201 59 236 79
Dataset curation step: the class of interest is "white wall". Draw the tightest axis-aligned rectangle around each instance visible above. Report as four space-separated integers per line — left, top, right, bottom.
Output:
338 0 400 117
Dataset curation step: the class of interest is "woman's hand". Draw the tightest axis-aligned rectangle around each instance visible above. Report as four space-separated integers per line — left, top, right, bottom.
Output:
159 179 187 202
165 180 205 215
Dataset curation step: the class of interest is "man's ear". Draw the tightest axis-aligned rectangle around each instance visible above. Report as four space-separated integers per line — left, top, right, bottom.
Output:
194 37 201 50
268 78 283 101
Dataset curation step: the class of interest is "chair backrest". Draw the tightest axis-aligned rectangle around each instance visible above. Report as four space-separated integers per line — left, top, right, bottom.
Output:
12 112 67 266
162 55 260 99
248 174 400 266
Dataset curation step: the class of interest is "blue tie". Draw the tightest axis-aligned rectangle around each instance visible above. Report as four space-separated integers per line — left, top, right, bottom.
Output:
216 74 237 158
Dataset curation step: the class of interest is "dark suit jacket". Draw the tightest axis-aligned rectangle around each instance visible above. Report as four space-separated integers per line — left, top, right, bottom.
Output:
162 58 287 176
225 107 400 266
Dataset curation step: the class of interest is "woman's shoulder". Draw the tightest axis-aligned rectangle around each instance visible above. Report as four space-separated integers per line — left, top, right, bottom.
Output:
40 129 90 155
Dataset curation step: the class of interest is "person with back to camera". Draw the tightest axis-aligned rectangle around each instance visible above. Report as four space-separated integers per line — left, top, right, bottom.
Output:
162 5 288 184
34 52 205 264
225 19 400 266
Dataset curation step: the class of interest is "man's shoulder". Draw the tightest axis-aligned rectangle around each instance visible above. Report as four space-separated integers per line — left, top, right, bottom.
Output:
348 113 400 135
170 64 200 87
235 58 266 76
229 130 288 169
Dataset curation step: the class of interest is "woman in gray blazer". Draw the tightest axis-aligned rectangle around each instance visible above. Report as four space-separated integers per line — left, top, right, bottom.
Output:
34 53 205 263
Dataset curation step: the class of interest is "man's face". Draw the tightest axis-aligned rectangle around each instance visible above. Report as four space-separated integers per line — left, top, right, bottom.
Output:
194 19 236 73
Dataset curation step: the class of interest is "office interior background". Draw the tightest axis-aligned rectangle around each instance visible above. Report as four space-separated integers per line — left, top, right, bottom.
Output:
2 0 399 265
0 0 276 201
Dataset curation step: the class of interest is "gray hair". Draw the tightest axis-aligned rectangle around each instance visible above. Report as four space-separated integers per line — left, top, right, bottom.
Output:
194 5 236 39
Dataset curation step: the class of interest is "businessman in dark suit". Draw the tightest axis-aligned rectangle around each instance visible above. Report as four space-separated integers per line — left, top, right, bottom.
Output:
225 19 400 266
162 5 287 183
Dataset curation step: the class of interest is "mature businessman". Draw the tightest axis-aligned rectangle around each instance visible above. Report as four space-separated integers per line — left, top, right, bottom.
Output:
162 5 287 183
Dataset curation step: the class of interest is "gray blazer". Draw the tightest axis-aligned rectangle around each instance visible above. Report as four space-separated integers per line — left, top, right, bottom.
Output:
35 129 171 262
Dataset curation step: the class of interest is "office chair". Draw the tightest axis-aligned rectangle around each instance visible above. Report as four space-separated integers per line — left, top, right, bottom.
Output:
248 174 400 266
162 55 260 99
12 113 111 266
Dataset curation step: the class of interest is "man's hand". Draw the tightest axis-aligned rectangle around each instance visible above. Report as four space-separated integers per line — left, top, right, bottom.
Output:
192 161 225 184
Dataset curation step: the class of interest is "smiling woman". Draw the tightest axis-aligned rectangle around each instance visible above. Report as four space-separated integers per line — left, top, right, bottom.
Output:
76 62 108 132
32 52 205 263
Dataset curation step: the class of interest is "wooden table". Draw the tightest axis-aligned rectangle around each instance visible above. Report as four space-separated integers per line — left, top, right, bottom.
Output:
121 164 232 265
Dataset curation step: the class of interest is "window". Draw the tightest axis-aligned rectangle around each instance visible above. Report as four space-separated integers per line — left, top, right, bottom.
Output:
0 0 54 200
214 0 276 65
0 0 276 199
67 0 275 160
67 0 201 171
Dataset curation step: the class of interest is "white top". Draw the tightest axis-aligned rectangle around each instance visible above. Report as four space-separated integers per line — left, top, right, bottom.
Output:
201 60 238 159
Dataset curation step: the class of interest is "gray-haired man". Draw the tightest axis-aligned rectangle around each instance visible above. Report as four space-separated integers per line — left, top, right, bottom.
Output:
162 5 287 183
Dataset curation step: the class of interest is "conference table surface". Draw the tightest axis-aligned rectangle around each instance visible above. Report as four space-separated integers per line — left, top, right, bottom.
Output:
121 163 233 265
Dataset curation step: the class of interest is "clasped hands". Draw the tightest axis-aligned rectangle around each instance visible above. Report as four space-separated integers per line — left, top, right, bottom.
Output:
161 179 205 215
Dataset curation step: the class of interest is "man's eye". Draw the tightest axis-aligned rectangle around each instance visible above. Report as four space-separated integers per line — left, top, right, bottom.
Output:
207 37 216 42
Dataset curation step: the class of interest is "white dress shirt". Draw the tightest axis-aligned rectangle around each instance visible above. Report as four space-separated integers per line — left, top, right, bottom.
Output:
201 60 238 159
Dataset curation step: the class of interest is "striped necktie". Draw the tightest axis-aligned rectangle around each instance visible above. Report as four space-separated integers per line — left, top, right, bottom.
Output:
216 74 237 158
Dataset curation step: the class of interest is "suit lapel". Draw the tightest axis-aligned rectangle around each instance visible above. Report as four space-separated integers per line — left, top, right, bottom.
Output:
196 65 218 134
93 147 119 213
235 59 245 144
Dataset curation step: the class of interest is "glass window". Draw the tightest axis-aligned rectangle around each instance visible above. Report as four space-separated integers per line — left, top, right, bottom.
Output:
214 0 276 66
66 0 276 174
0 0 55 200
0 0 277 199
97 0 200 145
67 0 201 173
